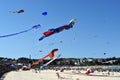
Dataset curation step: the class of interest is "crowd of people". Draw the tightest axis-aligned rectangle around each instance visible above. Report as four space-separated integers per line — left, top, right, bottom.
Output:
0 64 11 77
0 60 17 78
43 65 120 75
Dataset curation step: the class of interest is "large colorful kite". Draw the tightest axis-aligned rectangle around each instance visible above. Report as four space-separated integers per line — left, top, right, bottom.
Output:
0 24 40 38
39 19 76 41
31 48 58 66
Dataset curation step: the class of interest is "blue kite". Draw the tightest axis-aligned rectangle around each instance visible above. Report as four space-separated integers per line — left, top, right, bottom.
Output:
0 24 40 38
42 12 47 15
39 19 76 41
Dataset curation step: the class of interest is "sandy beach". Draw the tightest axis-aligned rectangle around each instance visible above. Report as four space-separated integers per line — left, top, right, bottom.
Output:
1 69 120 80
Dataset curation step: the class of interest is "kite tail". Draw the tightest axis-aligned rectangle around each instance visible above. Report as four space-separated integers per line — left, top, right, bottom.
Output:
39 36 45 41
0 28 32 38
0 24 40 38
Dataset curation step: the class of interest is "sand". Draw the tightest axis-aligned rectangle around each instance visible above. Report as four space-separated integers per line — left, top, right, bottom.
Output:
2 69 120 80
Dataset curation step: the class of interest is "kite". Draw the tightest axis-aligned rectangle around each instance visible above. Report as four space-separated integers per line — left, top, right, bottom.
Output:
39 19 76 41
60 41 63 43
39 50 42 52
73 68 108 76
104 53 106 55
0 24 40 38
17 9 24 13
9 9 24 14
85 68 94 75
31 48 58 66
43 54 61 66
42 11 47 15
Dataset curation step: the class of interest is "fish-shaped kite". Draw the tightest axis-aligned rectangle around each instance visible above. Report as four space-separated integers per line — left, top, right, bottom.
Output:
39 19 76 41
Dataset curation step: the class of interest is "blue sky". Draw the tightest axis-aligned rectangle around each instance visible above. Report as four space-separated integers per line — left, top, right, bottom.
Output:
0 0 120 59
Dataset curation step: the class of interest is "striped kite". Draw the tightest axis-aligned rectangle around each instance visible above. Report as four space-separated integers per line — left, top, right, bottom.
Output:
39 19 76 41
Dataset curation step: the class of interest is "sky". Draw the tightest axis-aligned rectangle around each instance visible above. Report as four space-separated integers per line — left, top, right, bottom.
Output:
0 0 120 59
